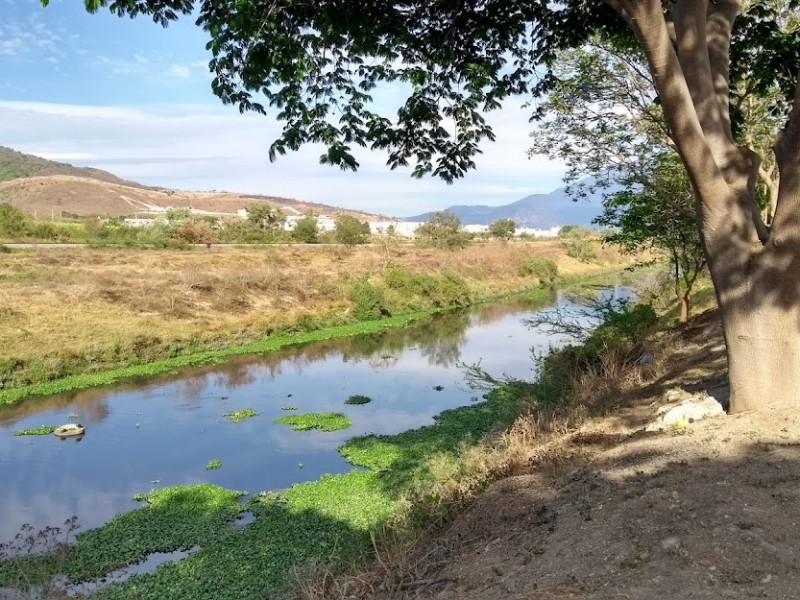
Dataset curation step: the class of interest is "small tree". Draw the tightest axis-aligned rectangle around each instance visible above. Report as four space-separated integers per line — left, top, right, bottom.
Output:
292 215 318 244
595 154 706 323
246 202 286 230
415 211 470 250
489 218 516 240
334 214 370 246
175 219 218 246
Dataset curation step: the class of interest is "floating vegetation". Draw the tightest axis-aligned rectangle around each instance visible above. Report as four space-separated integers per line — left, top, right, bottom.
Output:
274 412 351 432
344 395 372 405
13 425 57 436
280 405 297 411
222 408 257 423
206 459 222 471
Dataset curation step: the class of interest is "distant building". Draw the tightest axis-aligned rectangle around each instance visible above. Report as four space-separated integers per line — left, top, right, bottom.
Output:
123 217 157 228
369 221 422 237
517 226 561 237
282 213 336 232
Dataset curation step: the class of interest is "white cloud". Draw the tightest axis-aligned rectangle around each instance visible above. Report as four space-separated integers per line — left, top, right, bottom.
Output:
168 64 190 78
0 99 566 217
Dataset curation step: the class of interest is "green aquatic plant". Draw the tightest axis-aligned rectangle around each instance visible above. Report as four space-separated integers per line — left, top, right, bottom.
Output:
13 425 57 436
274 412 351 432
206 459 222 470
345 394 372 405
222 408 257 423
280 405 297 411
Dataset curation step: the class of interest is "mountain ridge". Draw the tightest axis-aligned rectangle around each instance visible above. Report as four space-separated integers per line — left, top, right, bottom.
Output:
405 184 604 228
0 147 377 220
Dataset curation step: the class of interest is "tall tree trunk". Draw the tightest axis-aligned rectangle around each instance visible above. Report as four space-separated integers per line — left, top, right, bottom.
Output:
702 180 800 413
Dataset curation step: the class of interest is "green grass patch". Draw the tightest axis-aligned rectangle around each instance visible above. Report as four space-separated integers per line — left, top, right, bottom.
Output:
13 425 57 436
344 394 372 405
274 412 351 432
1 357 549 598
206 459 222 470
222 408 257 423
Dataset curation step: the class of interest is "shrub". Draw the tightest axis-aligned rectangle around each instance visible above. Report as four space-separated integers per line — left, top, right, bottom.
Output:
518 258 559 287
0 203 28 237
176 220 217 245
563 238 597 262
382 265 470 309
292 216 319 243
334 215 370 246
350 280 390 321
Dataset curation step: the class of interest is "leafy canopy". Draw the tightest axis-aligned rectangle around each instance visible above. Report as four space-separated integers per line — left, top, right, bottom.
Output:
334 215 370 246
55 0 800 187
415 211 470 250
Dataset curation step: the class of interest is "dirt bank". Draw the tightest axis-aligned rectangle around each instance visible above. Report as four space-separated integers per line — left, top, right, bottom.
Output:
339 312 800 600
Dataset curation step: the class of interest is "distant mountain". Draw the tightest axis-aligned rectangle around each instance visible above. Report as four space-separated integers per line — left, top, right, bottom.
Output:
405 183 606 228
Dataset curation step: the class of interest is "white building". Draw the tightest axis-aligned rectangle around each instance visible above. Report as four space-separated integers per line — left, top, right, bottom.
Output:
369 220 422 238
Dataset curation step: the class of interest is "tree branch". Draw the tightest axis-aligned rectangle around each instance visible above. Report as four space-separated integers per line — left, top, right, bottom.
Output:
620 0 730 228
771 73 800 237
673 0 734 155
706 0 743 143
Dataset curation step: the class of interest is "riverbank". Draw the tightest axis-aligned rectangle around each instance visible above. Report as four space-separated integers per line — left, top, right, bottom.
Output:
0 241 631 399
285 297 800 600
0 284 655 599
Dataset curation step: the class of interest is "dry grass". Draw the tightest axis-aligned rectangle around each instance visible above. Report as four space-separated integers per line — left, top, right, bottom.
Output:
0 241 631 372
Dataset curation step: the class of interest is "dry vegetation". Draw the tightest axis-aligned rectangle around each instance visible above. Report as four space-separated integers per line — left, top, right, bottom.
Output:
0 240 629 388
295 309 800 600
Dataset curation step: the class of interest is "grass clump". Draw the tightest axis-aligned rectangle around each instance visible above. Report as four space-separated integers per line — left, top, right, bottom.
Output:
206 459 222 470
274 412 352 432
345 394 372 405
518 257 559 288
222 407 257 423
13 425 57 436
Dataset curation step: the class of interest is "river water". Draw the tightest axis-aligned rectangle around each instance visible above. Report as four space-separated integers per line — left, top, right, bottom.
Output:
0 288 627 544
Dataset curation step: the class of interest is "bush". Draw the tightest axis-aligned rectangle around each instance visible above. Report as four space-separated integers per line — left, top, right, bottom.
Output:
350 280 390 321
563 238 597 262
176 220 217 245
584 302 657 356
334 215 370 246
0 203 28 237
518 258 559 287
382 265 471 309
292 216 319 243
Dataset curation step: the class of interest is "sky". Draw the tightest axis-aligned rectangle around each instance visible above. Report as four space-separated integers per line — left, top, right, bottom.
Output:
0 0 567 217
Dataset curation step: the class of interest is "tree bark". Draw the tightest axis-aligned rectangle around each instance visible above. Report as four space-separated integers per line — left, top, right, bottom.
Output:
609 0 800 413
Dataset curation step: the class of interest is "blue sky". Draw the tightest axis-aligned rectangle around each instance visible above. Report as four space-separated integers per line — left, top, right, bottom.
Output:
0 0 567 217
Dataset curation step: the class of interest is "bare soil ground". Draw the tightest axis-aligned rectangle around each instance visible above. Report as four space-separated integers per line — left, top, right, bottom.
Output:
0 175 376 219
345 313 800 600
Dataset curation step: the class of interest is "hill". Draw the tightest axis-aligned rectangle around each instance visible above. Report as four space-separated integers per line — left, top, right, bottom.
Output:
405 184 605 228
0 146 146 188
0 147 377 220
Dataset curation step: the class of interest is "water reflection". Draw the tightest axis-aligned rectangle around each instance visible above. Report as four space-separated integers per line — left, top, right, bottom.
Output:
0 288 627 543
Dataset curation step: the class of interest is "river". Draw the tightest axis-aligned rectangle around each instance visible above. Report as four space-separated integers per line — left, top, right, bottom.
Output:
0 287 628 544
